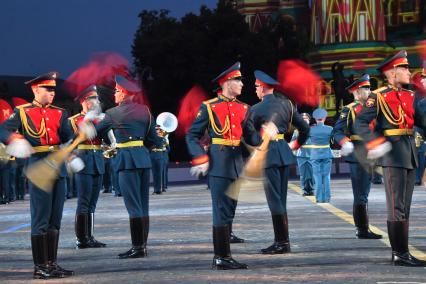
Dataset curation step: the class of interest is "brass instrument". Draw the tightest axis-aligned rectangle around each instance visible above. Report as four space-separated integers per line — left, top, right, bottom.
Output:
0 143 11 163
415 131 424 148
102 145 117 159
156 112 178 134
243 134 271 178
25 132 87 192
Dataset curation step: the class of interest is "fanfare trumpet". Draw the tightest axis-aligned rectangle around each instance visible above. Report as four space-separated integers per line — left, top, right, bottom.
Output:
156 112 178 135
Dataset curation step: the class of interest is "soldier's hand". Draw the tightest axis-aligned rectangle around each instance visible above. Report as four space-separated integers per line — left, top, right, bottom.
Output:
190 162 209 178
262 122 278 140
67 156 85 173
367 141 392 160
340 141 354 156
6 136 34 158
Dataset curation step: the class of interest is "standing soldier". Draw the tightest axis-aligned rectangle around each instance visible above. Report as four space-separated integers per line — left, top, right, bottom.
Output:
162 133 170 192
354 50 426 266
69 85 107 249
150 126 167 195
186 62 250 269
94 75 161 259
332 74 382 239
291 113 314 196
309 108 333 203
243 70 309 254
0 72 77 279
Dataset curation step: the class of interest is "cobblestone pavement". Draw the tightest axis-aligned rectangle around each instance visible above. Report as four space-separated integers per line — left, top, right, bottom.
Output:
1 178 426 283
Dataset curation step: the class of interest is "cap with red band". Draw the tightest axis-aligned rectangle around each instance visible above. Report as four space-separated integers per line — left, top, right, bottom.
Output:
345 74 371 93
24 72 58 87
377 50 409 73
212 62 242 86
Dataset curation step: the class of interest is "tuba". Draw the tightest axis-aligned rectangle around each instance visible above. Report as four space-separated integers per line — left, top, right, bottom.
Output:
156 112 178 136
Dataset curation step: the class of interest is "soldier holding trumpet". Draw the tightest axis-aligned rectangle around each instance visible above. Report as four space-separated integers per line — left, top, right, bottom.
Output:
150 112 177 195
93 75 162 259
69 85 107 249
0 72 95 279
243 70 309 255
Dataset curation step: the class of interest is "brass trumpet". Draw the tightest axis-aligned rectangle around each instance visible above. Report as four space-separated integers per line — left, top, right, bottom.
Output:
102 145 117 159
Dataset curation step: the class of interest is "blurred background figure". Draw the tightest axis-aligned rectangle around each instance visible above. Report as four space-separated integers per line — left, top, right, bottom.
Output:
309 108 333 203
291 113 314 196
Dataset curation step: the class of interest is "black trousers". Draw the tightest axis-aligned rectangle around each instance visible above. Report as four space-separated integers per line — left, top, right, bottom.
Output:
382 167 415 221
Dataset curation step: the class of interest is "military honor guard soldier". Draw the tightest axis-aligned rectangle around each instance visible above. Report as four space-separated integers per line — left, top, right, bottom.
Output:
150 126 168 195
69 85 107 249
243 70 309 254
291 112 314 196
94 75 162 259
186 62 251 269
332 74 382 239
309 108 333 203
355 50 426 266
0 72 85 279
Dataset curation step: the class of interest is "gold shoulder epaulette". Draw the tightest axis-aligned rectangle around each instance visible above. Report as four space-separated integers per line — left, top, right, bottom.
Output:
49 105 65 111
202 97 218 105
372 86 389 94
16 103 31 109
68 113 81 120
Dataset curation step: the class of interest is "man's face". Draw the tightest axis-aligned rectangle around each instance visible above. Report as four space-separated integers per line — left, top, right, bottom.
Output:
255 84 263 100
33 86 55 105
356 87 370 101
421 77 426 89
226 79 243 97
394 66 411 85
114 89 125 104
86 97 100 110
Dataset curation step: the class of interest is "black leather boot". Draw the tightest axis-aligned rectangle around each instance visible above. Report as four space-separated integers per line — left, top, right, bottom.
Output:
212 225 248 270
32 234 62 279
388 220 426 267
75 213 91 249
118 217 147 259
47 229 74 277
261 214 291 254
88 213 106 247
353 204 382 239
229 223 244 243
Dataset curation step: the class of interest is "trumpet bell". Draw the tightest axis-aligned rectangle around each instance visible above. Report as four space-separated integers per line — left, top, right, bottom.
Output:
156 112 178 133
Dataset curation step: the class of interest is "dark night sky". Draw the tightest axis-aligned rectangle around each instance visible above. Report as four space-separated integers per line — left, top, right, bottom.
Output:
0 0 217 78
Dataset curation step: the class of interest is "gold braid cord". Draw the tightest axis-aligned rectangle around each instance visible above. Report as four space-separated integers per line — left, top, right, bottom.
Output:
376 93 405 126
19 108 46 138
205 103 230 136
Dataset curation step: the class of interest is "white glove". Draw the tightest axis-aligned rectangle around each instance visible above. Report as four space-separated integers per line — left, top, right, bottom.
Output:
262 122 278 140
367 141 392 160
340 141 354 156
6 138 34 158
190 162 209 177
78 121 97 140
68 157 85 173
107 130 116 149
